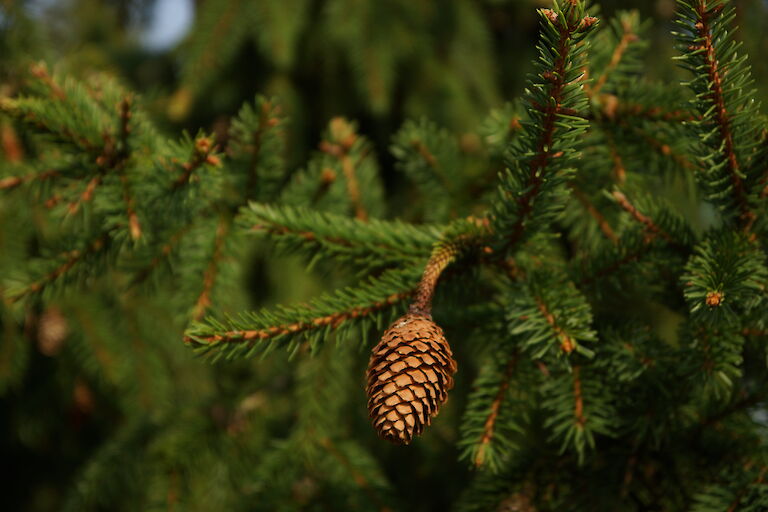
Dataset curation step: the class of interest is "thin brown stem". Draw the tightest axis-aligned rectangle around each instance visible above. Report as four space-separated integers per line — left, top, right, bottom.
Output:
0 169 58 191
30 63 66 101
172 136 219 189
192 216 230 321
535 295 575 353
572 365 586 427
130 223 195 287
320 119 369 221
604 131 627 183
117 97 141 240
611 190 675 245
570 184 618 243
412 139 453 193
8 234 109 303
591 21 637 96
474 354 518 467
410 238 468 315
67 175 101 215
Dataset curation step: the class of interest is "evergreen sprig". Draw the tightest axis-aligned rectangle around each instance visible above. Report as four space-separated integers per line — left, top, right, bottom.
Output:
682 230 768 327
458 352 526 472
507 270 597 360
674 0 763 231
239 202 441 270
184 267 421 360
491 1 598 253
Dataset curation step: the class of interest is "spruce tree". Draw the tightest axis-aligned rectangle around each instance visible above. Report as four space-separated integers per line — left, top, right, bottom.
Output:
2 0 768 510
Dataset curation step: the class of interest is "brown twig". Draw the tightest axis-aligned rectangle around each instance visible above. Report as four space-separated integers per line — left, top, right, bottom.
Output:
580 245 650 286
29 63 66 101
243 100 280 198
474 354 518 467
320 118 369 221
172 136 219 189
412 139 454 193
0 121 24 162
66 175 101 215
8 234 109 303
591 21 637 96
130 223 195 287
611 190 675 245
0 169 59 191
116 96 141 240
535 294 576 353
572 365 586 427
604 131 627 183
628 123 697 172
192 216 230 321
570 184 618 243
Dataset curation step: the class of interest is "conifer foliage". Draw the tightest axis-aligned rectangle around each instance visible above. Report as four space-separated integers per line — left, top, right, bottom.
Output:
2 0 768 510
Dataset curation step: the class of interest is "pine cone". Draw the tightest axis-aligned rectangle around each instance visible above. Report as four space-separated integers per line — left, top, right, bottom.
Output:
366 313 457 444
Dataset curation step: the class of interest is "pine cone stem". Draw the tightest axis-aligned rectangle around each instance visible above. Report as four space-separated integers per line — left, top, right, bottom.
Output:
410 238 468 316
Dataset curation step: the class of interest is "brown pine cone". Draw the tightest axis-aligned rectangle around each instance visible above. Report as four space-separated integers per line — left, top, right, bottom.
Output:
366 313 457 444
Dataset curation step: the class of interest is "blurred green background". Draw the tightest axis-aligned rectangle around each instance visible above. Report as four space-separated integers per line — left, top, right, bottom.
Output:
1 0 767 510
5 0 768 171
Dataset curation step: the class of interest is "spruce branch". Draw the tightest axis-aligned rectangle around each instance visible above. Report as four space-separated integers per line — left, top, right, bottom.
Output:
611 190 677 246
0 168 59 191
6 233 110 303
597 100 697 124
571 365 586 428
115 96 141 240
459 353 523 471
66 175 101 215
229 96 285 200
579 242 652 287
579 196 693 286
191 215 231 321
541 364 614 463
320 118 370 221
476 359 515 461
570 184 618 244
281 117 383 218
725 465 767 512
507 270 597 360
184 267 420 360
128 223 196 288
317 437 391 512
171 135 220 189
674 0 760 232
491 1 598 253
239 202 441 270
0 64 115 154
589 12 642 97
29 62 66 101
391 118 464 221
604 132 627 183
682 231 768 327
